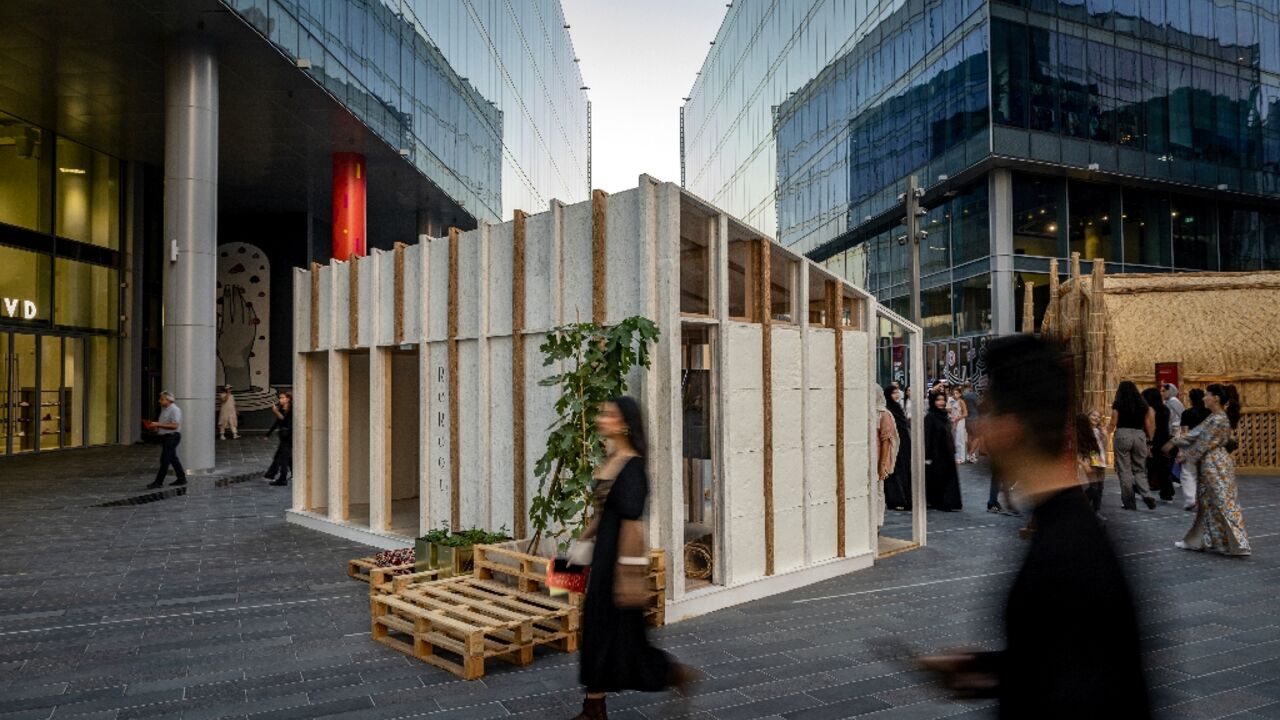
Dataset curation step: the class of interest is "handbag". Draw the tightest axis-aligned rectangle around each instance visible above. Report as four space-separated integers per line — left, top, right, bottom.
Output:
614 518 649 608
566 538 595 566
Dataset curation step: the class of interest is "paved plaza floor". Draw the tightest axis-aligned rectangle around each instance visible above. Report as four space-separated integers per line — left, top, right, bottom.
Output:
1 439 1278 719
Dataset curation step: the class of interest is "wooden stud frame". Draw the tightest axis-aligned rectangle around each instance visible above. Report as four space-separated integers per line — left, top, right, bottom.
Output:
511 210 528 539
592 190 608 324
834 288 846 557
448 227 461 529
758 238 775 576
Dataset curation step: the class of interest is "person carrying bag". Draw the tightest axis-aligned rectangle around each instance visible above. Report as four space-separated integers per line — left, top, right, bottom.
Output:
570 396 694 720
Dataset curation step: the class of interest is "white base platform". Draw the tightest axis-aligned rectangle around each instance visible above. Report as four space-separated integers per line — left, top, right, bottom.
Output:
287 510 876 623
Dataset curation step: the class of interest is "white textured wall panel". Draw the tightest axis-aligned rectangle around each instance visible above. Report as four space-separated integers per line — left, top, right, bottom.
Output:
426 240 449 342
487 223 515 337
402 244 422 343
604 188 645 322
457 230 483 339
808 331 836 389
487 337 515 532
560 201 593 323
524 211 558 332
348 353 370 506
771 326 803 390
331 262 350 349
725 324 762 388
457 340 486 528
425 341 451 530
316 266 332 351
356 256 373 347
307 353 330 510
376 250 395 346
773 506 805 573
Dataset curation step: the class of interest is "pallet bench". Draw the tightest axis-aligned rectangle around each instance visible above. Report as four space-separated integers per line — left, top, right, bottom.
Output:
357 542 667 680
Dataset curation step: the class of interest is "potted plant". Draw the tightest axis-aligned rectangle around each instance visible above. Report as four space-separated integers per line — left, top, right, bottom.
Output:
526 317 659 554
415 526 450 573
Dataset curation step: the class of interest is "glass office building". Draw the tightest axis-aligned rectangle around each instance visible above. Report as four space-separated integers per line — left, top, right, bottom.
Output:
222 0 589 224
683 0 1280 372
0 0 588 458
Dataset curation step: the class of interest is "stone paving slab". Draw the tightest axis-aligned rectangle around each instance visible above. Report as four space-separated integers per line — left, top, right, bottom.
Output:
1 441 1277 719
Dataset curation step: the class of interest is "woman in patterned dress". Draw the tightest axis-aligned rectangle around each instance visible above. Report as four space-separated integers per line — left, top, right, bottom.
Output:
1166 384 1251 556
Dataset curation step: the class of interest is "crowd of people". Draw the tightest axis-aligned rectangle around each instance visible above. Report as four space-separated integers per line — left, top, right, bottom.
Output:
872 370 1252 558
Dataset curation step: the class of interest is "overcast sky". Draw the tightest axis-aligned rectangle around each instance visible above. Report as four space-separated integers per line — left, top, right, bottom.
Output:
561 0 727 194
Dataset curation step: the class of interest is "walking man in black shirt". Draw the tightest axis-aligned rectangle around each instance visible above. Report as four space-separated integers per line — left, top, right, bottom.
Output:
921 335 1151 719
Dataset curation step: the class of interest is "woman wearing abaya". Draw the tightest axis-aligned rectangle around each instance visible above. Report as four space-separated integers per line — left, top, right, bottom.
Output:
925 391 963 510
1143 387 1174 502
884 384 913 511
572 396 693 719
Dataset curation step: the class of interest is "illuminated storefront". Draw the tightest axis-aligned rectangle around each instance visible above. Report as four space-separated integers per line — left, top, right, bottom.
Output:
0 110 121 455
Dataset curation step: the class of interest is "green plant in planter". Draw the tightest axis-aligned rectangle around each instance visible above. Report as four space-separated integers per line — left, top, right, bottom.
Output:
527 316 660 554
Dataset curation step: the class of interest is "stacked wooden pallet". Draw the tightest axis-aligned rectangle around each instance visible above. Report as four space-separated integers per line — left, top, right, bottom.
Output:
370 545 580 679
355 544 668 680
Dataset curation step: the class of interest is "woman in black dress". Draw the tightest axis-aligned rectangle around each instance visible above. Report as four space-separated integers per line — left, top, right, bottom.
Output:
264 391 292 486
573 396 691 719
925 391 963 510
884 384 912 510
1142 387 1173 501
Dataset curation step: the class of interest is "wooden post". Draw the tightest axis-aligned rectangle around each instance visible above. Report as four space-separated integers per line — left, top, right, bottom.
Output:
511 210 528 539
448 227 461 530
309 262 321 351
759 239 774 576
393 242 406 344
592 190 608 325
1085 261 1107 415
834 289 846 558
349 255 360 346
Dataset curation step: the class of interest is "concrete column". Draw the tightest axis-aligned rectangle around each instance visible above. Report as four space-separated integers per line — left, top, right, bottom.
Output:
162 38 218 471
989 169 1016 336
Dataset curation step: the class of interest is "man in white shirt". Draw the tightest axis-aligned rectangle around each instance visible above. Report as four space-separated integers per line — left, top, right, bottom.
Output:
1162 383 1185 436
145 391 187 489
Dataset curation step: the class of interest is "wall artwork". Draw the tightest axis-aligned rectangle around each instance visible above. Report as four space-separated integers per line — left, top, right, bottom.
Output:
217 242 274 410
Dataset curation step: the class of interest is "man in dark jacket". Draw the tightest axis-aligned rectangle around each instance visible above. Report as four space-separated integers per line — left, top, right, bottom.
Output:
921 334 1151 719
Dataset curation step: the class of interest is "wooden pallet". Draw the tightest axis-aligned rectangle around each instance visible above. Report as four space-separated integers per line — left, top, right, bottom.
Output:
347 556 416 584
371 576 579 679
371 566 443 596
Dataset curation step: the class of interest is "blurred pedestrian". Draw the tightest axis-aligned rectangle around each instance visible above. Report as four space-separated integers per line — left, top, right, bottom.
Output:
218 385 239 440
921 334 1151 718
1177 389 1211 511
903 385 914 423
1084 409 1109 519
874 386 898 527
264 391 292 486
1109 380 1157 510
948 386 968 464
884 385 913 511
1167 384 1251 556
144 391 186 489
1162 383 1185 435
925 391 962 511
962 382 981 463
1143 387 1174 502
1075 412 1107 520
573 396 693 719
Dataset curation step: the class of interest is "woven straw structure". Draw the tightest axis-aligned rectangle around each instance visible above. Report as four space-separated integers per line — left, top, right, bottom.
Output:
1045 268 1280 467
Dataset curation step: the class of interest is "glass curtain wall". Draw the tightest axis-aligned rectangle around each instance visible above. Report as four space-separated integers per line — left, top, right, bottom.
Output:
222 0 590 223
0 111 122 456
991 9 1280 195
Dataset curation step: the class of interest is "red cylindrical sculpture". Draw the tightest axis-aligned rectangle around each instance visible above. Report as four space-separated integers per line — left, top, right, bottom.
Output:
332 152 367 261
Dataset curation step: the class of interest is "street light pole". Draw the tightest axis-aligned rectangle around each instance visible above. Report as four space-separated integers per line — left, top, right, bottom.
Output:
900 175 925 328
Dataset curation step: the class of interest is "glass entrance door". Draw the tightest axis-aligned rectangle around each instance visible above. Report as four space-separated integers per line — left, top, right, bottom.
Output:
3 333 38 454
1 332 90 455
